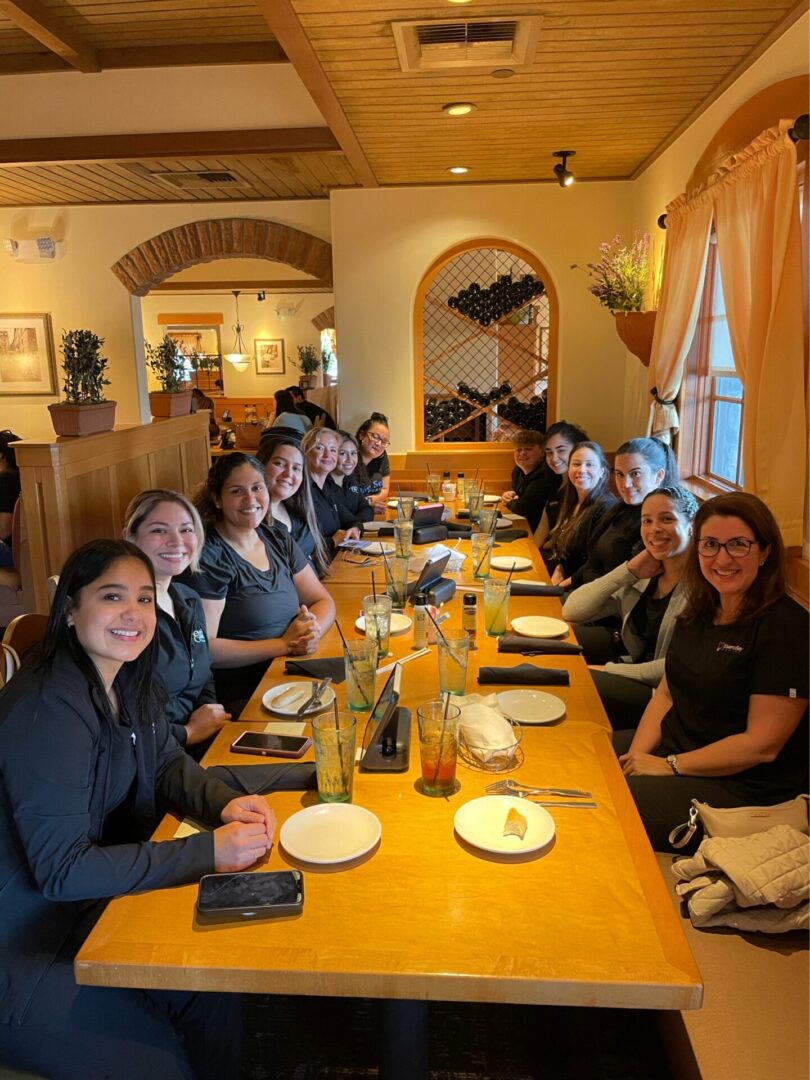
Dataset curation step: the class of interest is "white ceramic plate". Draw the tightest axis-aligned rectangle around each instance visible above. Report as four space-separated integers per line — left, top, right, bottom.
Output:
490 555 533 572
454 795 555 855
495 517 512 530
483 494 501 504
361 520 386 532
361 541 396 555
497 689 566 725
280 803 382 865
387 498 399 508
355 612 413 636
262 681 336 717
510 615 569 639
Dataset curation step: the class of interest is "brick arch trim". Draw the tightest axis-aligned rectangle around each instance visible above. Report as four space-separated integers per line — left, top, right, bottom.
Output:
111 217 333 297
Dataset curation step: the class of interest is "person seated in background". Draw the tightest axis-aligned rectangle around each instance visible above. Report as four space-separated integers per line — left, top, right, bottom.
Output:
271 388 312 436
564 485 698 729
123 489 231 757
544 441 617 586
614 492 808 852
0 429 21 569
532 421 589 548
576 436 678 587
347 412 391 511
330 431 374 525
288 386 336 430
190 387 220 439
188 453 335 715
302 428 364 553
0 538 273 1079
256 435 331 577
500 429 552 533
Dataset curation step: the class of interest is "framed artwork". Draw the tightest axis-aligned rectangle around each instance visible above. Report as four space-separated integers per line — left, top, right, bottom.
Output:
0 313 57 395
255 338 285 375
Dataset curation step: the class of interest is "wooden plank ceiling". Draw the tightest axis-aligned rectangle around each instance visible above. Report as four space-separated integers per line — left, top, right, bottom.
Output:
0 0 803 205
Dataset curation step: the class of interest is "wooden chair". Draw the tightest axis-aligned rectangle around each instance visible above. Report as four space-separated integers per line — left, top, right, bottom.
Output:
2 612 48 662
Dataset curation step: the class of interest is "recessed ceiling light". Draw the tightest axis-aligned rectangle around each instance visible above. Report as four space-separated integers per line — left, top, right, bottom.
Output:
442 102 476 116
447 0 473 5
491 68 515 79
448 166 470 174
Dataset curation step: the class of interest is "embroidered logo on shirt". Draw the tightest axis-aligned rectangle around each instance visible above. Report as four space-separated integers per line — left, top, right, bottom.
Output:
131 732 137 745
191 628 207 645
716 641 744 653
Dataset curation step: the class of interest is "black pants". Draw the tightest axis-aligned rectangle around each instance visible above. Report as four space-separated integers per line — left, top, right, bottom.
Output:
572 622 621 665
612 729 752 853
0 935 242 1080
590 670 653 730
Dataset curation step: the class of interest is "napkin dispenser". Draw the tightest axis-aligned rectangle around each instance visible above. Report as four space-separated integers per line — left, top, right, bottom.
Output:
423 576 456 606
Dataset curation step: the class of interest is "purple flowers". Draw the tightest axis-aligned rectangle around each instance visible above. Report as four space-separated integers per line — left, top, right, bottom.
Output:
572 232 650 312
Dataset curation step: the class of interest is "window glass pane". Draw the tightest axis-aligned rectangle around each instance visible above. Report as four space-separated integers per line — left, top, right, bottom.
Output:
710 401 742 482
708 315 735 372
715 376 743 399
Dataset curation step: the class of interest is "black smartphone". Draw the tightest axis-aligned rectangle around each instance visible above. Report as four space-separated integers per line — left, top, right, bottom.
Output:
196 870 304 924
230 732 312 758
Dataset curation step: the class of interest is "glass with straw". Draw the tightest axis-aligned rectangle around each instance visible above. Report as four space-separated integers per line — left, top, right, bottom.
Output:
312 706 356 803
471 531 494 579
362 592 392 659
417 696 461 797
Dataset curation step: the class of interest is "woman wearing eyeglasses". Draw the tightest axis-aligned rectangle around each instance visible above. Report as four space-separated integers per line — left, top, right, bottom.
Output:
615 493 808 851
347 413 391 512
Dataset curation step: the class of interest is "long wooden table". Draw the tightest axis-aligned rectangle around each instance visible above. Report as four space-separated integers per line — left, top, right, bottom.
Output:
75 523 702 1075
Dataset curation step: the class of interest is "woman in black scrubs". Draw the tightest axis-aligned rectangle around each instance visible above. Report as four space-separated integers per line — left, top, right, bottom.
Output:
329 430 375 525
302 427 364 551
348 412 391 512
545 441 617 585
190 453 335 714
124 489 231 756
615 493 808 851
256 435 331 577
0 539 274 1078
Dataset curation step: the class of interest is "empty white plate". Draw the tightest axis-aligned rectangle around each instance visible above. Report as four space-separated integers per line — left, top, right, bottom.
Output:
361 541 395 555
495 517 512 529
454 795 555 855
483 494 500 504
355 612 412 636
280 803 382 865
490 555 533 572
510 616 569 639
497 689 566 725
262 681 336 716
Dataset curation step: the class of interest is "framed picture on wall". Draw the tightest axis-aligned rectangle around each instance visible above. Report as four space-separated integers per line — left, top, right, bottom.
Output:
255 338 285 375
0 313 57 395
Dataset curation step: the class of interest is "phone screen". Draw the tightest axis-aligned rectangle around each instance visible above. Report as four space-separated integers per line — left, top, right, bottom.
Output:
232 732 309 754
198 871 302 912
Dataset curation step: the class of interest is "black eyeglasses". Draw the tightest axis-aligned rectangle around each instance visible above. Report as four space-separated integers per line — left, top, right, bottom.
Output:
696 537 759 559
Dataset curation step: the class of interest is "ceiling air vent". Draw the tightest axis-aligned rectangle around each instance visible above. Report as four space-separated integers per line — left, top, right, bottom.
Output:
392 15 540 73
150 170 250 191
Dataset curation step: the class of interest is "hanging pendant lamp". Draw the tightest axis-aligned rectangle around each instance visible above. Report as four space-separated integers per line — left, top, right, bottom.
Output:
225 290 250 371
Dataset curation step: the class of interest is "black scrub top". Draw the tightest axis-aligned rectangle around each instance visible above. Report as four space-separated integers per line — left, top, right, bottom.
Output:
348 453 390 498
580 502 642 584
155 582 217 746
506 463 556 533
311 475 362 537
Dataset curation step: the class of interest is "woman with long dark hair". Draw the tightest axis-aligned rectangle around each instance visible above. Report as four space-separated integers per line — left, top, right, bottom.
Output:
532 420 589 547
0 539 274 1077
256 435 331 577
330 430 375 525
545 441 617 586
271 388 311 435
615 493 808 850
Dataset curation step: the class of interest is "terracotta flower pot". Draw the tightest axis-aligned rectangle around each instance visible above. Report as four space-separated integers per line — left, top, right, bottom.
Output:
149 389 193 419
613 311 657 367
48 401 117 437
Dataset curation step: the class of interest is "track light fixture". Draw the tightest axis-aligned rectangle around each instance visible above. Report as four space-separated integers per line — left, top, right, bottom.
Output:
552 150 576 188
257 291 266 301
657 213 668 230
788 113 809 142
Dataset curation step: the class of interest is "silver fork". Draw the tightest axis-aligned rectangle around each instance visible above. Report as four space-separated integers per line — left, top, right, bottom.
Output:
486 778 592 798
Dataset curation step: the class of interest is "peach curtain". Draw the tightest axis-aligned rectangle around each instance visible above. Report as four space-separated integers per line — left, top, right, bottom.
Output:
645 196 713 440
712 122 806 546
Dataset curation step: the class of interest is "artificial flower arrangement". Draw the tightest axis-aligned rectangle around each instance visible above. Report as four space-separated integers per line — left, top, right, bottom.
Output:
573 232 650 312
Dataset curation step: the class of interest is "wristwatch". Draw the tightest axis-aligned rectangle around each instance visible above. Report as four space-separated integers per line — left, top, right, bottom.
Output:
666 754 681 776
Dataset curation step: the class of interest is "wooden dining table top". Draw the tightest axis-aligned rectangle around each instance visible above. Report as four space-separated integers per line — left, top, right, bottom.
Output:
74 521 702 1012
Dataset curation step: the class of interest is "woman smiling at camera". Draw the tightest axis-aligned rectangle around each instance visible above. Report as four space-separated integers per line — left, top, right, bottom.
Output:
348 412 391 512
0 539 274 1079
531 421 589 547
190 454 335 715
256 435 331 577
544 441 617 587
124 489 231 757
614 493 808 851
564 485 698 729
302 427 366 552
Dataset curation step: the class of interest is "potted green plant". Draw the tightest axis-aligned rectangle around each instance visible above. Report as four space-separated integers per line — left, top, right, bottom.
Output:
146 335 192 418
572 232 657 365
48 329 116 437
321 346 337 387
296 344 320 390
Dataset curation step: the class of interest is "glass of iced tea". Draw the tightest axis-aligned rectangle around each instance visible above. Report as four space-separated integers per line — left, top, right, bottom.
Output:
483 578 510 637
417 699 461 797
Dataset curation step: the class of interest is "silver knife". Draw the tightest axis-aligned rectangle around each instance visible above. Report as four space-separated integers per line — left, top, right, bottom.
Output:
296 677 332 715
530 800 597 809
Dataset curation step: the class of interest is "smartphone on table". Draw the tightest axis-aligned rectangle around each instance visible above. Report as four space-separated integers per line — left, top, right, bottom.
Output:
230 731 312 758
197 870 304 924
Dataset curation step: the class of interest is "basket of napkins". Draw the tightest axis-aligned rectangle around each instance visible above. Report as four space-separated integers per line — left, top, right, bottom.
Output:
455 693 523 772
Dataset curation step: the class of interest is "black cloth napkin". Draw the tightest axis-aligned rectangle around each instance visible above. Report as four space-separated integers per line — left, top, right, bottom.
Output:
494 528 529 542
446 523 473 537
365 525 394 536
208 762 318 794
509 582 565 597
284 657 346 683
497 634 582 655
478 664 570 686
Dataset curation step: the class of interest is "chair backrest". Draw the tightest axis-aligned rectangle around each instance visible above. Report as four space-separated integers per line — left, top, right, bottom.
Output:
2 612 48 661
0 642 20 688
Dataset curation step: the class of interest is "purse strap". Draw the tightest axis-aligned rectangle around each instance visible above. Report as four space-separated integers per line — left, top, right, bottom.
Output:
668 800 700 849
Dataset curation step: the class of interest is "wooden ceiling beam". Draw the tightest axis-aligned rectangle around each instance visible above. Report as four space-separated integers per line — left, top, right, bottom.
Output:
151 280 333 294
0 128 341 167
254 0 377 188
0 0 99 73
0 42 287 77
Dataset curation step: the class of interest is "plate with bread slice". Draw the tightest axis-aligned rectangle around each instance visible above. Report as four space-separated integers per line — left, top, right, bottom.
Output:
453 795 555 855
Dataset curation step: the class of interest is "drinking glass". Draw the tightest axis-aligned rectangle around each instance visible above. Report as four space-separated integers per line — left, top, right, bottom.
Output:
384 555 410 609
426 474 441 501
483 578 510 637
467 488 485 525
397 496 415 521
343 639 378 711
362 593 392 659
417 700 461 797
478 506 499 534
471 532 494 579
437 630 470 696
312 713 356 803
393 519 414 558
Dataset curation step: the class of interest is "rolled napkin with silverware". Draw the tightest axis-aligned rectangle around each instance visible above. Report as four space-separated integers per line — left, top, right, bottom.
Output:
497 634 582 655
478 664 570 686
284 657 346 683
509 582 565 597
207 762 318 794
